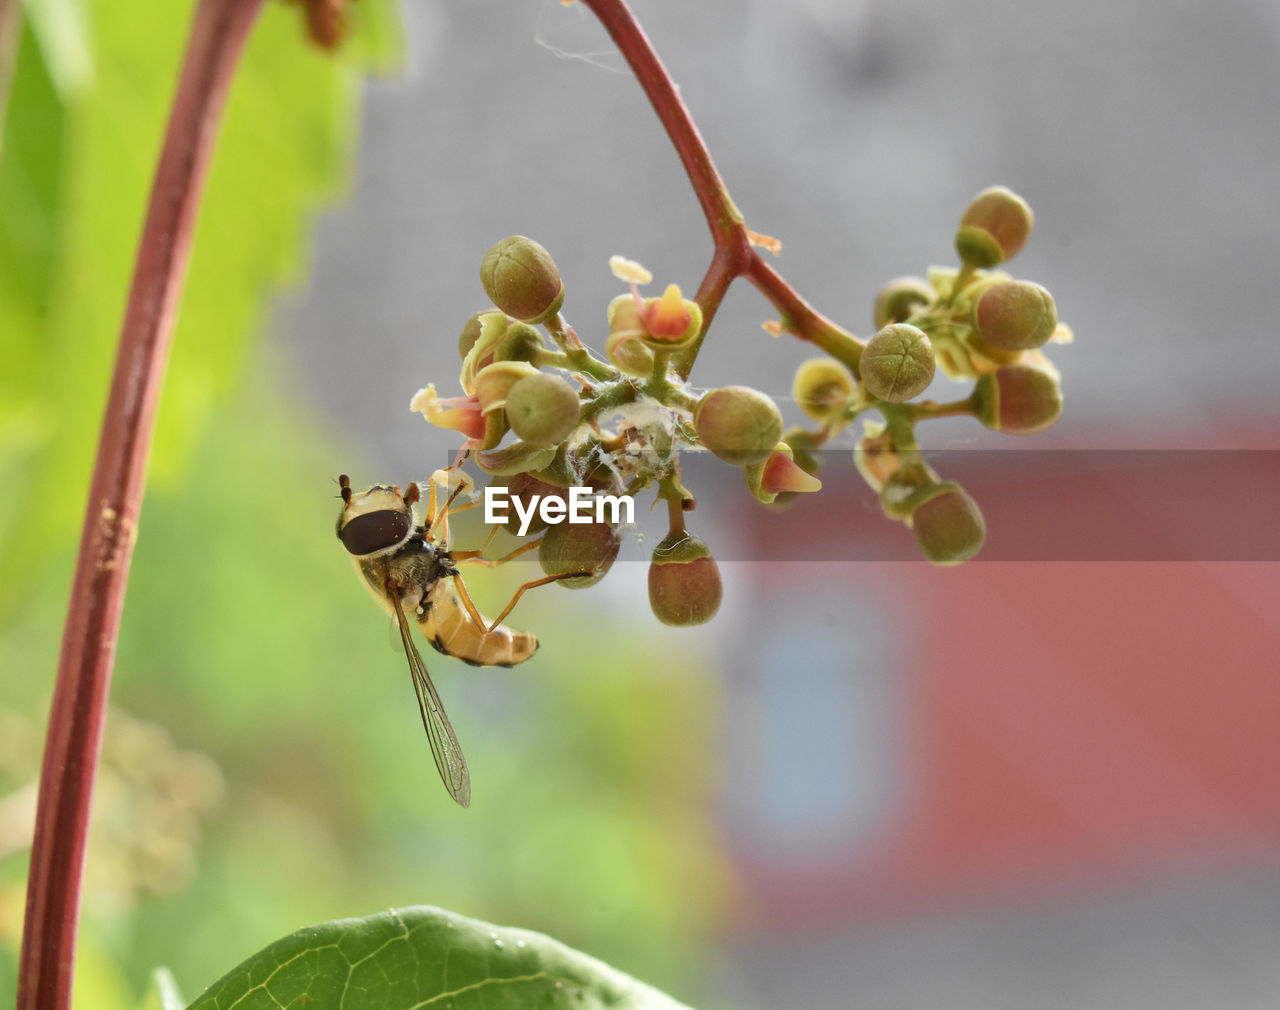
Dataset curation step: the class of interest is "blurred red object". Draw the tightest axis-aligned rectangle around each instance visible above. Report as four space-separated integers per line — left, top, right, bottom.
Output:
725 437 1280 925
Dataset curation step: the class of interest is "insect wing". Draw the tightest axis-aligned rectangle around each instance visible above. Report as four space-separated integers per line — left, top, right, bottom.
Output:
389 590 471 807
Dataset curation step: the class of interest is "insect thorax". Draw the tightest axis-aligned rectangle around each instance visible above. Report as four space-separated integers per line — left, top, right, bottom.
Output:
359 535 453 606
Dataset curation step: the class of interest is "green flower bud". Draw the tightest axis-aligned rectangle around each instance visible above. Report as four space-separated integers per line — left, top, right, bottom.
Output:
605 294 656 378
910 482 986 565
497 321 546 363
955 186 1034 268
504 372 581 447
792 358 854 422
972 364 1063 434
860 323 936 402
874 276 933 329
648 533 723 626
538 518 620 588
972 280 1057 350
479 235 565 324
694 386 784 467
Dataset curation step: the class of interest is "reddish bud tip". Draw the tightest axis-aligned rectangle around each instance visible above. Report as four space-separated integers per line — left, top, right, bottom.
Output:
644 284 692 339
761 450 823 495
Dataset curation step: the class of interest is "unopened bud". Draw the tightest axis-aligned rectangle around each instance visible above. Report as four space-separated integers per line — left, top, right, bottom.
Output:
648 532 723 626
793 358 854 422
874 276 933 329
955 186 1034 268
860 324 935 402
972 364 1063 434
910 483 986 565
497 321 546 363
504 372 581 447
694 386 784 467
479 235 565 324
539 519 620 588
973 280 1057 350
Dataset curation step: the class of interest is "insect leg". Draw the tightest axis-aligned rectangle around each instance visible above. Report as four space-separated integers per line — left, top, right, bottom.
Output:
449 569 497 633
425 479 471 543
451 564 596 634
449 523 510 564
477 571 598 632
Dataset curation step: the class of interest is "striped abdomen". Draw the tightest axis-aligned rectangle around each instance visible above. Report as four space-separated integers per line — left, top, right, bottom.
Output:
417 579 538 667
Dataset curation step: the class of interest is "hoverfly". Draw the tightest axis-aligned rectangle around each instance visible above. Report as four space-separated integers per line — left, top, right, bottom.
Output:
336 473 567 807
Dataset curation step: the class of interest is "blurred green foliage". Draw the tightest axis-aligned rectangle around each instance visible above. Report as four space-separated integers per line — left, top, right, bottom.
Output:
0 1 728 1007
0 0 396 617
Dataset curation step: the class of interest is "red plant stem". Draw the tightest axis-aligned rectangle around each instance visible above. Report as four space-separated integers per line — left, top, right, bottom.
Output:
747 256 863 375
17 1 264 1008
579 0 861 379
578 0 745 251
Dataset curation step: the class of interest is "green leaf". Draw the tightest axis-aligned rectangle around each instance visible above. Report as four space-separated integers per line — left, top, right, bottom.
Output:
185 906 695 1010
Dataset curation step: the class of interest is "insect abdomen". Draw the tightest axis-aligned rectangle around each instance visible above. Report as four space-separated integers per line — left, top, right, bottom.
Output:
418 581 537 668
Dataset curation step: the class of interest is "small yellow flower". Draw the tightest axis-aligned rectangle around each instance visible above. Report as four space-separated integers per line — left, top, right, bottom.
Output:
410 384 486 440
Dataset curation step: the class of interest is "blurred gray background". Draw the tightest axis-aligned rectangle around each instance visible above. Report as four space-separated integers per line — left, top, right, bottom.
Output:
269 1 1280 1007
275 0 1280 462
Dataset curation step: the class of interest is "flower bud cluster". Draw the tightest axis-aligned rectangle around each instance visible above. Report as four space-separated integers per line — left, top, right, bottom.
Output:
787 186 1070 565
405 197 1074 622
411 237 726 622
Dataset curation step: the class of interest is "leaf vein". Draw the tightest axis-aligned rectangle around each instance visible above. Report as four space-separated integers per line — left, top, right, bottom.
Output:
408 971 558 1009
222 941 342 1010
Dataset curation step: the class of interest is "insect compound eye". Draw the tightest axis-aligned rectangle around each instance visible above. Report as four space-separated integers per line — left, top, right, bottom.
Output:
339 509 411 556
